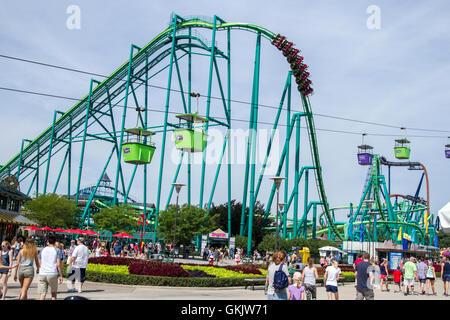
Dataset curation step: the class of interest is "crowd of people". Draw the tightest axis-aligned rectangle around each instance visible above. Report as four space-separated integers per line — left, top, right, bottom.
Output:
1 234 450 300
201 246 254 265
263 250 450 300
0 235 90 300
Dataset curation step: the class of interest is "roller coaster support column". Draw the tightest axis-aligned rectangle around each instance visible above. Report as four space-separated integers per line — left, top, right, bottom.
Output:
51 111 68 194
76 79 100 206
144 54 149 220
16 139 26 181
227 27 232 238
312 202 318 239
113 43 142 206
199 15 218 208
283 72 292 239
43 110 58 195
293 111 300 238
155 15 179 234
247 32 262 256
240 31 261 237
35 143 40 197
187 27 192 207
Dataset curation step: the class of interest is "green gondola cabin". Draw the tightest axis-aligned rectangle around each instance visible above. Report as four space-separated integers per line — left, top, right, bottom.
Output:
394 138 411 160
173 113 208 153
122 128 156 164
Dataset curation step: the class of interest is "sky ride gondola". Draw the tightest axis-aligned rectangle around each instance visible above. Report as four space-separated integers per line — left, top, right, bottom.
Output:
173 93 209 153
357 134 373 165
394 138 411 160
173 113 208 153
394 128 411 160
122 128 156 165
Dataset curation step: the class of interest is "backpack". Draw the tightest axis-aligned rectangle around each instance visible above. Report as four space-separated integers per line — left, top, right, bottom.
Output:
273 263 289 291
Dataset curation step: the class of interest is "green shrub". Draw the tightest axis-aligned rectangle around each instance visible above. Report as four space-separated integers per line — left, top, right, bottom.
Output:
86 264 129 275
181 265 265 279
83 271 254 287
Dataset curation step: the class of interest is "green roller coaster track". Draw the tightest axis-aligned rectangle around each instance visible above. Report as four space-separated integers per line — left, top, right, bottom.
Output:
0 13 436 253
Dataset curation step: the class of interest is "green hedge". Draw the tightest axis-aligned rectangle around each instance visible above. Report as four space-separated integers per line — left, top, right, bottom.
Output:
62 265 357 287
81 271 264 287
63 264 264 287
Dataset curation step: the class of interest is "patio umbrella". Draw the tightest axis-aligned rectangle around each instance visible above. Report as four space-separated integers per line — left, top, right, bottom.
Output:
112 232 134 239
83 230 100 236
39 227 54 232
53 228 67 233
65 229 84 234
24 226 41 231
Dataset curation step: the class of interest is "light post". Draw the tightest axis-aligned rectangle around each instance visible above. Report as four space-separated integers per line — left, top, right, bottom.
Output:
270 176 285 252
363 199 375 257
277 202 285 251
172 183 185 256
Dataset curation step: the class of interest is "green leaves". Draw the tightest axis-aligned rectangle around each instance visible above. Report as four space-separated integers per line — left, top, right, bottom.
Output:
157 204 218 246
93 205 138 234
23 193 78 228
208 200 271 245
257 234 340 255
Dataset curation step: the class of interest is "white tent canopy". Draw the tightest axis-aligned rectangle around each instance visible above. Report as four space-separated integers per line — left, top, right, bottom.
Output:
318 246 344 256
438 202 450 234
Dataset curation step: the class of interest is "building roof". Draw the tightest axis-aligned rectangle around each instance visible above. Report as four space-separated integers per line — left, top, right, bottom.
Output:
0 180 30 201
0 210 38 226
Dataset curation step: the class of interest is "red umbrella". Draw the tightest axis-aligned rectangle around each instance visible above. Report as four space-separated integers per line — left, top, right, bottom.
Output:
53 228 67 233
39 227 54 232
112 232 134 239
65 229 84 234
83 230 100 236
24 226 41 231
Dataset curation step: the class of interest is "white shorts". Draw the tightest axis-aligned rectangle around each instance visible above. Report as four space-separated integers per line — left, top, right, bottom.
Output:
404 278 415 287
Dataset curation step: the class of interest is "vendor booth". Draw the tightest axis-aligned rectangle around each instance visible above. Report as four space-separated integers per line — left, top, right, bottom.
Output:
319 246 345 261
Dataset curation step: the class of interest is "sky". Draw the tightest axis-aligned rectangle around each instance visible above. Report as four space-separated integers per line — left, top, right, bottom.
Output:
0 0 449 225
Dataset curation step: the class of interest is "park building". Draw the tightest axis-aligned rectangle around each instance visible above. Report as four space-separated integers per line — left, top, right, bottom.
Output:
0 176 37 241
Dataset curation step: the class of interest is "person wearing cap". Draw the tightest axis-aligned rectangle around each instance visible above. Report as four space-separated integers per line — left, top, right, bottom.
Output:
67 237 89 293
403 257 418 296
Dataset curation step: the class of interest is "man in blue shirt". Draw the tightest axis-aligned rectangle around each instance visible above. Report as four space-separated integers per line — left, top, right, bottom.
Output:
355 252 375 300
113 242 123 257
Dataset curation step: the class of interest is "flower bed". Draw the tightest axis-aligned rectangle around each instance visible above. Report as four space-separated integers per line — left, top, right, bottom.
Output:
181 265 265 279
179 263 265 275
88 256 189 277
77 271 253 287
63 258 362 287
88 257 263 279
86 264 130 275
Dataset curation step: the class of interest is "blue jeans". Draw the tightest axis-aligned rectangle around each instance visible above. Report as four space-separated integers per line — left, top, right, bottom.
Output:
267 291 288 300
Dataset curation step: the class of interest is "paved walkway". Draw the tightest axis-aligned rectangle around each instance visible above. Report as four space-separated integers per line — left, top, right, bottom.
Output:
2 274 449 300
2 256 448 300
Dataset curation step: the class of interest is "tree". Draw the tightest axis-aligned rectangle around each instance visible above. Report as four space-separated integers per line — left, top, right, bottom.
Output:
257 233 340 255
234 235 255 251
209 200 271 246
438 230 450 248
93 205 138 234
23 193 78 228
158 204 218 247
